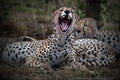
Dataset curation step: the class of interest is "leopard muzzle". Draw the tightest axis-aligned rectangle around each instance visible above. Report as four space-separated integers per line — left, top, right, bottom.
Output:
59 10 72 32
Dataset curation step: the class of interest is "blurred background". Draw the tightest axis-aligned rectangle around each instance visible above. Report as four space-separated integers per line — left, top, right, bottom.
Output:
0 0 120 39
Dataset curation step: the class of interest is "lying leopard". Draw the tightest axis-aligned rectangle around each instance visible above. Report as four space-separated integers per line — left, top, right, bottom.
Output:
75 18 120 55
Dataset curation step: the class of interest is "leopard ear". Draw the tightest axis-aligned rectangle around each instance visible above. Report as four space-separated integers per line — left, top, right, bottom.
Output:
97 21 104 30
75 13 80 22
72 13 79 25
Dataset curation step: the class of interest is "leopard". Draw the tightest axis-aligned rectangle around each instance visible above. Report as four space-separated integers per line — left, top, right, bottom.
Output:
1 7 82 71
0 36 36 54
75 18 120 56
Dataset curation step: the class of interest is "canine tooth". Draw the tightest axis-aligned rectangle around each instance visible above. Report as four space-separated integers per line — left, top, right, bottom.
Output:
62 15 65 18
69 13 72 18
68 16 71 20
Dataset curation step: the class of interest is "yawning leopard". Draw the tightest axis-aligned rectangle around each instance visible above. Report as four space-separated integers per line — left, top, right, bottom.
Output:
1 7 79 70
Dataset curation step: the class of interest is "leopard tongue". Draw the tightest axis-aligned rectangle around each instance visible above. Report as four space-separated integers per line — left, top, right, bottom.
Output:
61 22 69 32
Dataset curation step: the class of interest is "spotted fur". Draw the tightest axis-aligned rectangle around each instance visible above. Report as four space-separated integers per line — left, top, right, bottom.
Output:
1 7 81 72
59 38 115 74
0 36 36 54
73 39 115 68
75 18 120 54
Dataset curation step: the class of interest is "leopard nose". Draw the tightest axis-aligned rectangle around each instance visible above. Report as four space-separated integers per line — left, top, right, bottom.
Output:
64 10 70 14
77 30 81 33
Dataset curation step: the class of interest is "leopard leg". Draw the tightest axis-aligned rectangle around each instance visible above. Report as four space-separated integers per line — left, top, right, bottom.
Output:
68 49 94 74
77 62 94 74
24 55 53 72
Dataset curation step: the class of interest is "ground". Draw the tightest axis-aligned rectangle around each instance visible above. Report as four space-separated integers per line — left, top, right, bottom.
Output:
0 62 120 80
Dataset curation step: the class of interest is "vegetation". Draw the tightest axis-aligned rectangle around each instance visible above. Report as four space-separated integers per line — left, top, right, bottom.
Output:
0 0 119 38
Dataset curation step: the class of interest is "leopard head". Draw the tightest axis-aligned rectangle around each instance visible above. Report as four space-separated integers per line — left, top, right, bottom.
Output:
51 7 79 42
75 18 103 38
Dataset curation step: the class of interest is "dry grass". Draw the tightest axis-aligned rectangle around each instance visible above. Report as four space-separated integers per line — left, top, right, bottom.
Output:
0 62 120 80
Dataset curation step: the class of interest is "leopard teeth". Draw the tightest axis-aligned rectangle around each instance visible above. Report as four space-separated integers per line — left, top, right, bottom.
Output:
68 16 71 20
61 15 65 18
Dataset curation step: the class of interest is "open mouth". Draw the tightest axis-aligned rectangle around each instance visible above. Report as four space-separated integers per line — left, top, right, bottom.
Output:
59 13 72 32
